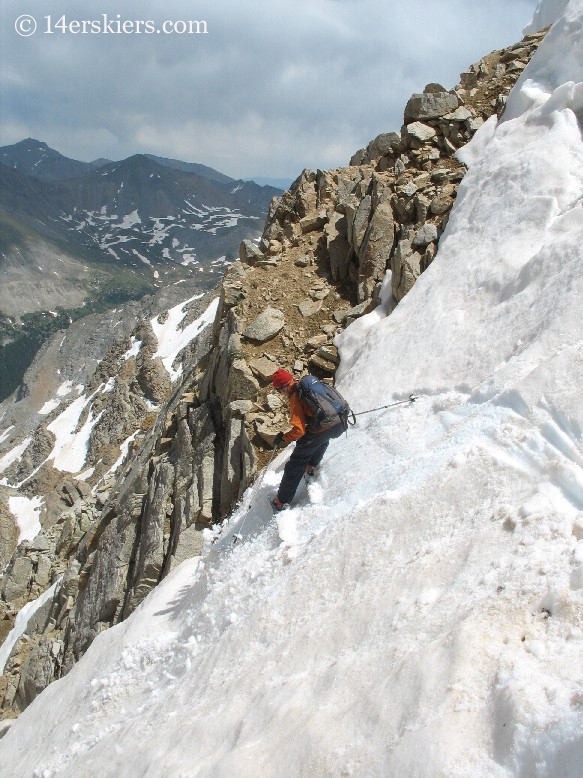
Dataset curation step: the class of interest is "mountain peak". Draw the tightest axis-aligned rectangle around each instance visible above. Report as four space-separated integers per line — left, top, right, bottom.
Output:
0 139 90 180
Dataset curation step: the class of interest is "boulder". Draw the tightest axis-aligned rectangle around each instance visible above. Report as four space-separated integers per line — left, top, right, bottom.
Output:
396 180 418 198
298 300 323 318
300 212 327 234
305 334 329 350
424 83 447 93
415 195 430 224
265 393 284 412
249 357 278 383
239 240 263 263
460 70 478 90
430 194 454 215
367 132 402 159
391 195 416 224
308 354 336 375
229 400 254 418
333 300 374 324
29 534 49 552
413 223 438 247
268 240 282 256
316 345 340 366
229 360 260 401
310 288 330 301
255 423 284 448
444 106 473 122
466 116 485 133
243 308 285 343
404 92 459 122
405 122 436 143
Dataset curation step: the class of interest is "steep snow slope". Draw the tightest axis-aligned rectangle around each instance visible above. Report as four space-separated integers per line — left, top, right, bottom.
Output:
1 1 583 775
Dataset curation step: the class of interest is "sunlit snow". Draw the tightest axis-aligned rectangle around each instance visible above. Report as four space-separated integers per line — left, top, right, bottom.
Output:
0 437 31 475
7 495 44 543
0 425 15 446
123 337 142 361
151 296 219 381
45 388 106 474
38 398 61 416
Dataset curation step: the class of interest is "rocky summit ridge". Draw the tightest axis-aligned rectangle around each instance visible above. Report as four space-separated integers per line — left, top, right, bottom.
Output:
0 28 546 722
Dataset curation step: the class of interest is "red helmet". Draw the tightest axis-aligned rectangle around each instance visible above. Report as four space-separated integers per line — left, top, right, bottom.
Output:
272 369 294 389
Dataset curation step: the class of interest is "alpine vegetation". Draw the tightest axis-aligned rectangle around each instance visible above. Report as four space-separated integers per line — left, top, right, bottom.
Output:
0 0 583 775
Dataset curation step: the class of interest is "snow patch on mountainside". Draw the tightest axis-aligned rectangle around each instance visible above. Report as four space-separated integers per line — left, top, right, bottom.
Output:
0 439 32 478
151 295 219 381
7 495 44 543
0 580 60 676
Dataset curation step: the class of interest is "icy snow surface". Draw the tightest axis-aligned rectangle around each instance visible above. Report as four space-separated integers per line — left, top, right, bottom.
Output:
1 1 583 775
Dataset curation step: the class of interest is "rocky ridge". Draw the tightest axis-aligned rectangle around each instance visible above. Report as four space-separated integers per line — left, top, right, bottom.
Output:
0 28 546 721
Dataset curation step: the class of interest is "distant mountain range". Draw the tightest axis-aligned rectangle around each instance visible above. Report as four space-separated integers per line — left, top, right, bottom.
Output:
0 138 284 400
0 139 293 189
0 139 281 272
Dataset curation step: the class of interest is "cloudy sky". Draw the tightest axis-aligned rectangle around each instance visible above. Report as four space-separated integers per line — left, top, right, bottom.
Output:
1 0 539 181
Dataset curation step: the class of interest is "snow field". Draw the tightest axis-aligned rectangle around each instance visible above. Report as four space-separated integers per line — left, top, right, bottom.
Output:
2 384 582 776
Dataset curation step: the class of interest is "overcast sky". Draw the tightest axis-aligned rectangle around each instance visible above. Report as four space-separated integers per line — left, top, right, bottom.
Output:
0 0 539 181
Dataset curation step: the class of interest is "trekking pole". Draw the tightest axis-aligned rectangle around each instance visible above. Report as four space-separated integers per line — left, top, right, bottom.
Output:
353 393 417 419
233 446 278 545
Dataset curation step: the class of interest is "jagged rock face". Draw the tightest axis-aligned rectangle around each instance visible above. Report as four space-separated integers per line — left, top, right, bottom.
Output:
0 27 547 719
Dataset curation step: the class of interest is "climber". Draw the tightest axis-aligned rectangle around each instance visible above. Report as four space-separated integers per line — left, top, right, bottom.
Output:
270 368 348 511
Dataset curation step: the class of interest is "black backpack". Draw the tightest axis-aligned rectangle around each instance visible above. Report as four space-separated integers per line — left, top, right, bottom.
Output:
296 375 355 433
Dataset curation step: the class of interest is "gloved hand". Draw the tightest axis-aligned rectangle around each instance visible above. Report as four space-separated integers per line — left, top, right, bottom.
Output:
273 432 284 449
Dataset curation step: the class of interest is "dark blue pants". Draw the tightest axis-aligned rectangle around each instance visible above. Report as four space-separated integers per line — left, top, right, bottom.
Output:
277 424 345 505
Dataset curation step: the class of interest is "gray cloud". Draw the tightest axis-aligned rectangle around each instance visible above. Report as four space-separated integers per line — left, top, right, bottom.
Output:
0 0 539 179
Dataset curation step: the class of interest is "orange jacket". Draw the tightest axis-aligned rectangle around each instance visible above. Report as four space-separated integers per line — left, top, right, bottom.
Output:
282 386 312 442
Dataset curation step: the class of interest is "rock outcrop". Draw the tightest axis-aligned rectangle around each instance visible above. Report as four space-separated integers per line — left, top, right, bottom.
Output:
0 27 547 719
